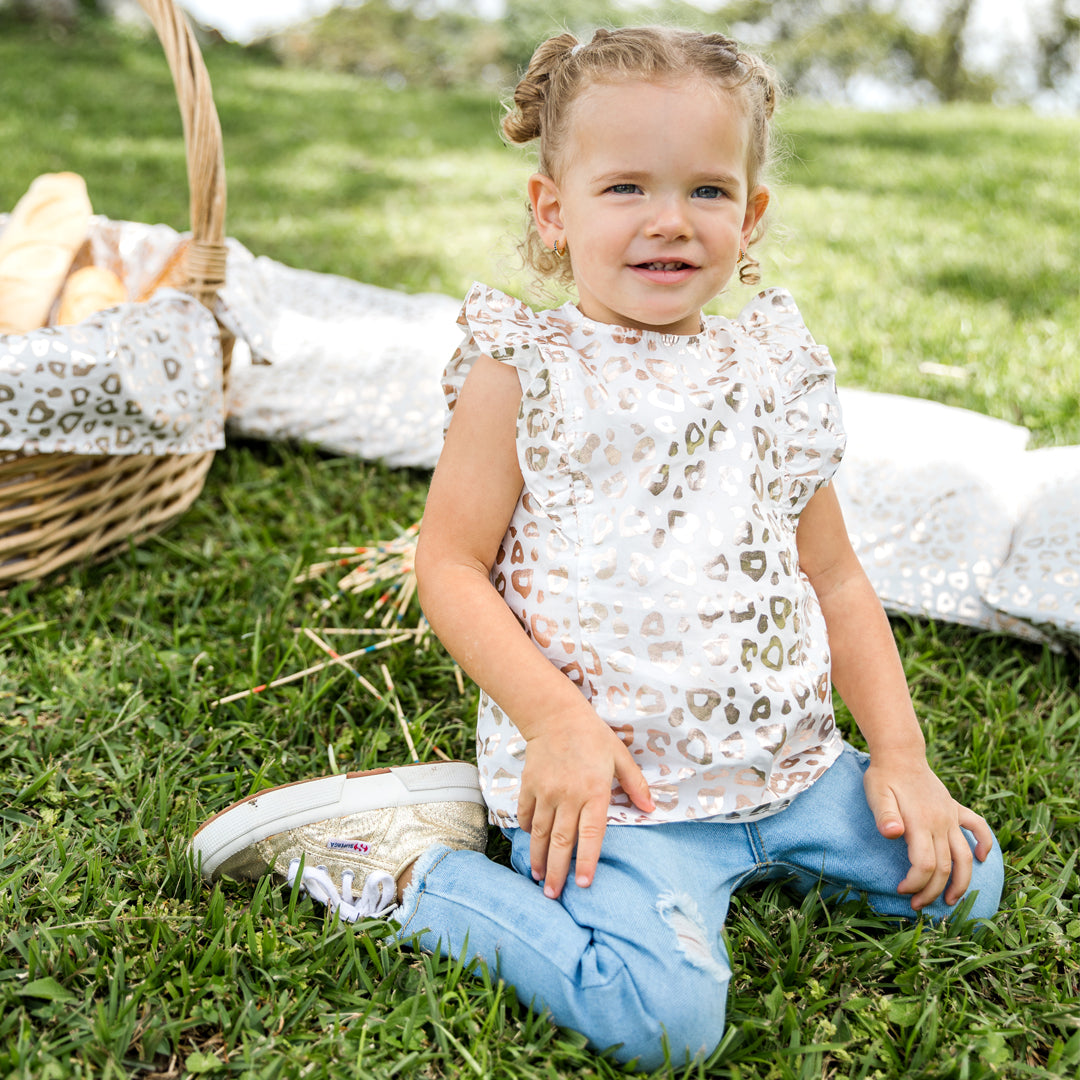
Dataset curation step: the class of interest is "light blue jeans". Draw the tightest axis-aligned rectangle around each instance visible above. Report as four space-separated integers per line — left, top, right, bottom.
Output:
394 745 1004 1070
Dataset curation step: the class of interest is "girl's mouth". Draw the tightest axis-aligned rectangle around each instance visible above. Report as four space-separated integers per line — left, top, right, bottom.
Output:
637 261 694 271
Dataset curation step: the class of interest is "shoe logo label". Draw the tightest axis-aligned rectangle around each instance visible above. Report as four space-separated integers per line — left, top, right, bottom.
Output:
327 839 371 854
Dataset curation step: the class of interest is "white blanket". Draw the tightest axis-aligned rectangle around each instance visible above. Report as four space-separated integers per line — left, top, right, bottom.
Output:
218 248 1080 652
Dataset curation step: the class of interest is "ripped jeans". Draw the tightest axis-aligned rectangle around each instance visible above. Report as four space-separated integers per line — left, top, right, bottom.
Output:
393 745 1004 1070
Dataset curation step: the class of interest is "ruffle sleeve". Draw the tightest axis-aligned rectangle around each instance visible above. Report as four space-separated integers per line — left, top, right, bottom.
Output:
737 288 847 515
442 283 547 427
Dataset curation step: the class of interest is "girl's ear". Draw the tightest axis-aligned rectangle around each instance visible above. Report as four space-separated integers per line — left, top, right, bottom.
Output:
741 185 770 249
529 173 565 249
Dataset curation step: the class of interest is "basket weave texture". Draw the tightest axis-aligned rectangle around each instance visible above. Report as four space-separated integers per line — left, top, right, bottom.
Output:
0 0 231 585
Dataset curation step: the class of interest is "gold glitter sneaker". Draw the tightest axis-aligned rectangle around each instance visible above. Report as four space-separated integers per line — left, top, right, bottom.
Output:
190 761 488 921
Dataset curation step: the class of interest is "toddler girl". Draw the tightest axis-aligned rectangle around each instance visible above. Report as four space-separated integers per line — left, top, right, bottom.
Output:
192 26 1004 1070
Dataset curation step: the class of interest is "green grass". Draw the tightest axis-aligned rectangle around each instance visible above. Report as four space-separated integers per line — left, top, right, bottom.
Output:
1 20 1079 1080
2 22 1076 441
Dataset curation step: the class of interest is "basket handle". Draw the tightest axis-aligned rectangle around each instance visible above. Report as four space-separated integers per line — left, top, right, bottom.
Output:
139 0 227 311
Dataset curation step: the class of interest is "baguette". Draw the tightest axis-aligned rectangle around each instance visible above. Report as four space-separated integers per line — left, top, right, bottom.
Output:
56 265 128 325
136 238 190 301
0 172 93 334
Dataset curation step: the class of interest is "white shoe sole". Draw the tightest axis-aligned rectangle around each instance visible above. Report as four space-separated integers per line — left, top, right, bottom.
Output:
190 761 484 880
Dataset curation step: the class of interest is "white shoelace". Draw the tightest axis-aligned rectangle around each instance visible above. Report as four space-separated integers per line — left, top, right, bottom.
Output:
286 858 398 923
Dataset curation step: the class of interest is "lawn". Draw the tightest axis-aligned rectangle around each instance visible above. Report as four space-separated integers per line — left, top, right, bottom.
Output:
1 18 1078 1080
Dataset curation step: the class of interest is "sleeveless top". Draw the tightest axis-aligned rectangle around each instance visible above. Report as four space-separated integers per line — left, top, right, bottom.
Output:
443 283 848 827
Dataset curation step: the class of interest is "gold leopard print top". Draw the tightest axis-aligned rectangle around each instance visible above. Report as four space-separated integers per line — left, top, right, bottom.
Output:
444 284 848 827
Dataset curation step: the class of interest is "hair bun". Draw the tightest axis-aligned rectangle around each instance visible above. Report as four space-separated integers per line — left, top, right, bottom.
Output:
502 32 580 146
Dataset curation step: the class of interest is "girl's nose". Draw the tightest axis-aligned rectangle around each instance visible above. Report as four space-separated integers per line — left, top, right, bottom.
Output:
646 195 692 240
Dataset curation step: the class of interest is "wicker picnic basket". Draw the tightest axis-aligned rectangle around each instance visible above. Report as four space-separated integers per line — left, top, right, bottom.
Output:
0 0 231 585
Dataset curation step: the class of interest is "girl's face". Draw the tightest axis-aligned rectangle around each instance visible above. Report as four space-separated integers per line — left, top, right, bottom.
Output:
530 78 769 336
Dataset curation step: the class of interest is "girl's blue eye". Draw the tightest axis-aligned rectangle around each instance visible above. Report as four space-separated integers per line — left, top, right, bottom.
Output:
608 183 640 195
693 186 725 200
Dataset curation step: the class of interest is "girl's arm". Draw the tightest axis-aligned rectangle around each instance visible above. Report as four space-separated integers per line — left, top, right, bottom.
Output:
796 483 994 911
415 354 653 899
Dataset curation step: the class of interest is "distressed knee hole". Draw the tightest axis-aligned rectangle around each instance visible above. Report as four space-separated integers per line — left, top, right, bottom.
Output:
656 891 729 985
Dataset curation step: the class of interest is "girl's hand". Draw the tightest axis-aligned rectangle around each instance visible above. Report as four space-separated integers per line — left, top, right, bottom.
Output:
797 486 994 912
862 754 995 910
516 707 654 900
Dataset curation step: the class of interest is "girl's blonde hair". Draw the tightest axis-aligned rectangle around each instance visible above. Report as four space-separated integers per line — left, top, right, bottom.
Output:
502 25 781 289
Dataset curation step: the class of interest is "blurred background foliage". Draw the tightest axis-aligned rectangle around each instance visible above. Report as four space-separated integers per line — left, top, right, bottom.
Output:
2 0 1078 106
